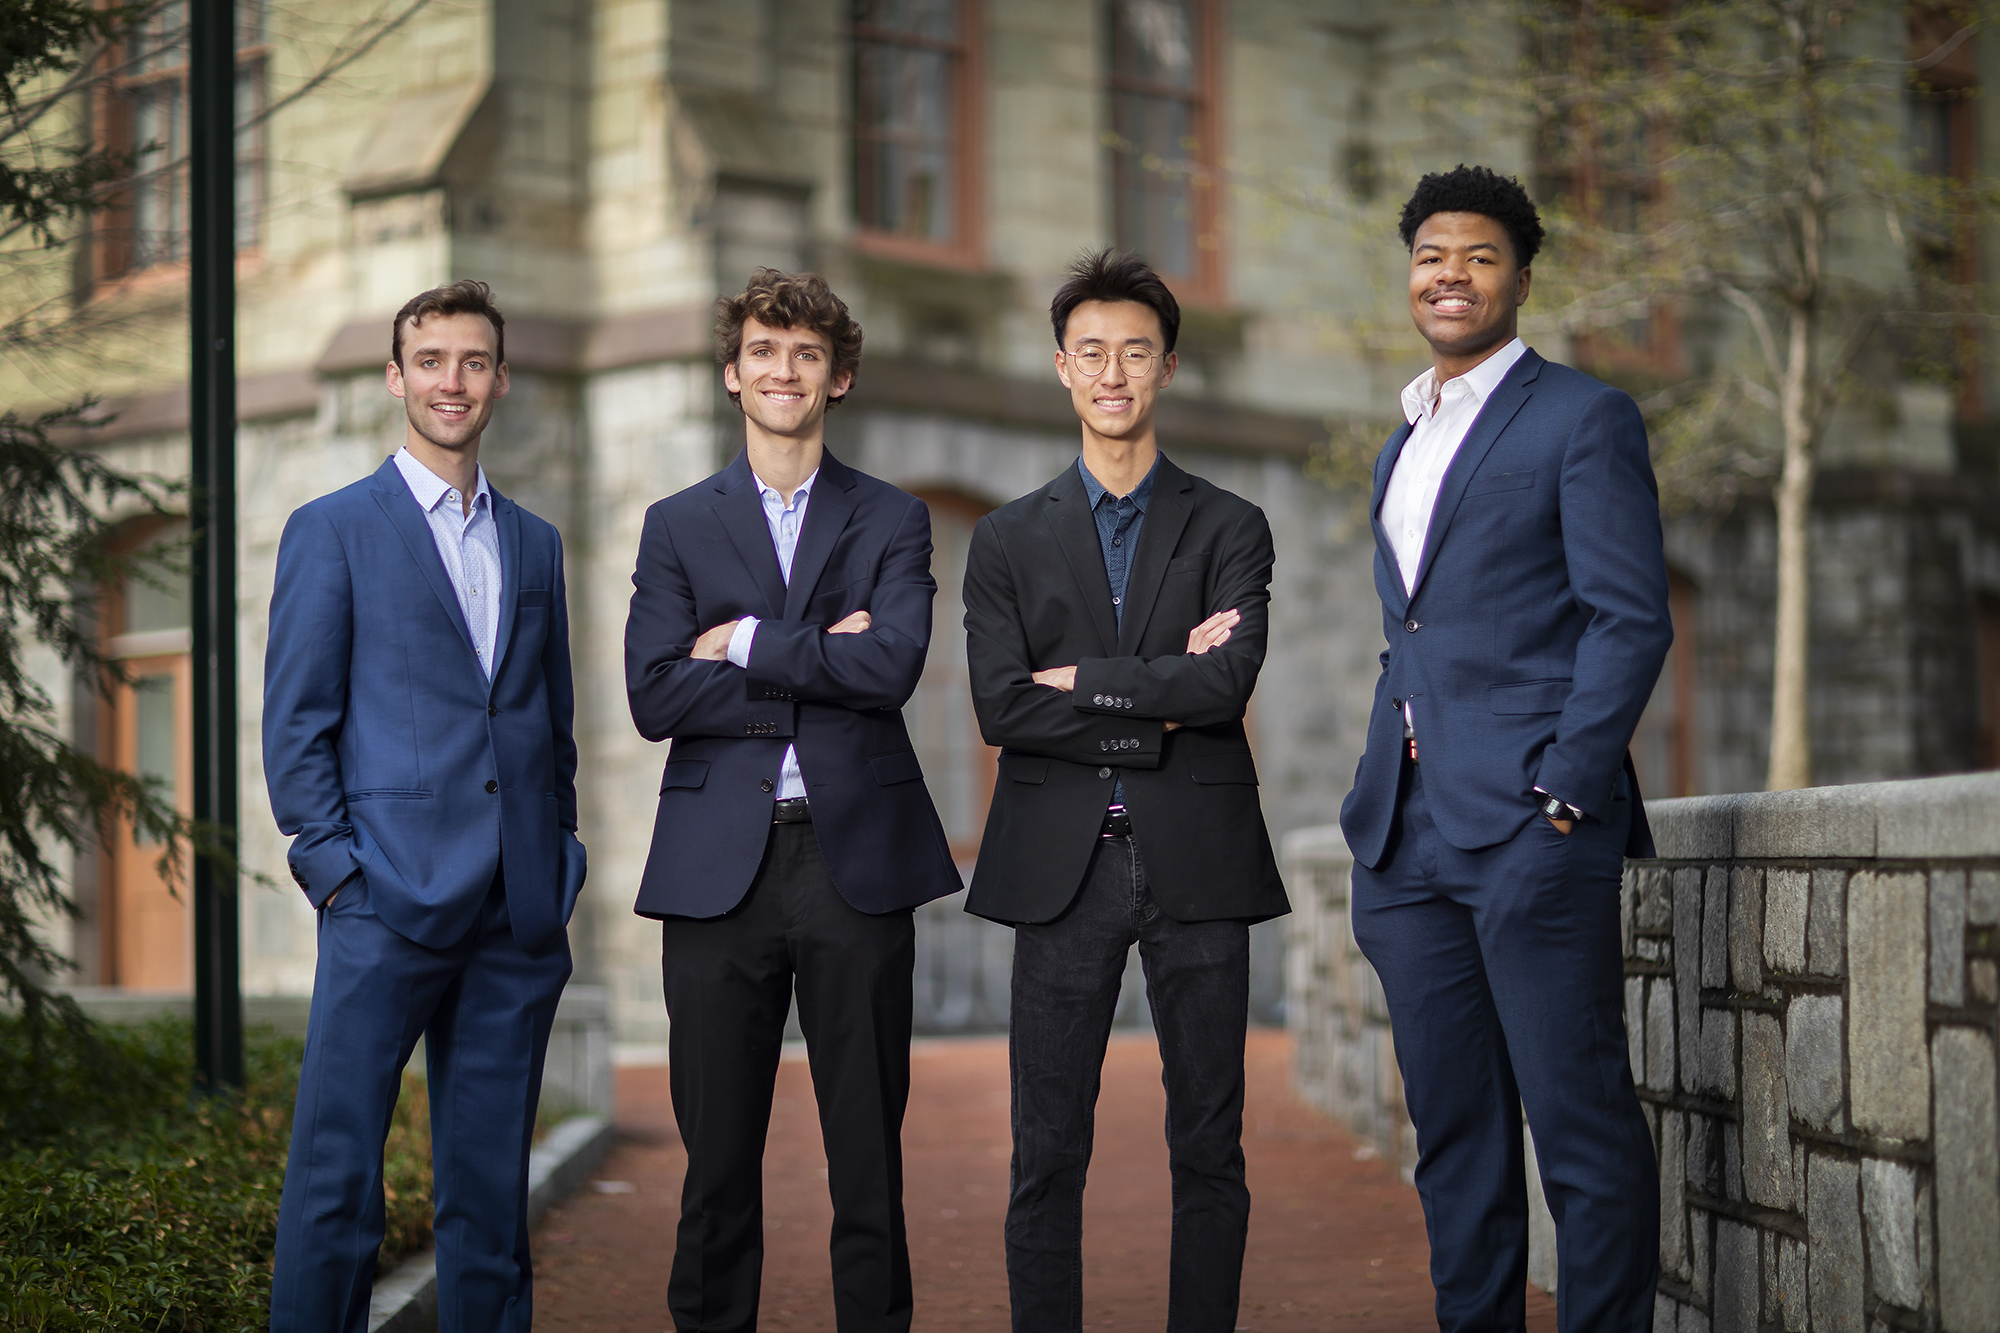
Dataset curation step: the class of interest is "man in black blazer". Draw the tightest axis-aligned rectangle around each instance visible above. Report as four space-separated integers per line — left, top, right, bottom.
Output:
963 250 1288 1333
1340 168 1672 1332
624 269 962 1333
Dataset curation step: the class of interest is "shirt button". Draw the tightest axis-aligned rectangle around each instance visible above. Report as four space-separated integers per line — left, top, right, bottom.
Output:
1112 537 1121 547
484 780 498 793
1097 767 1112 779
1113 596 1122 606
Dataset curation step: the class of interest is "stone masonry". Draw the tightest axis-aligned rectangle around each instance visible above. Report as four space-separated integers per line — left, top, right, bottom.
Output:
1286 772 2000 1330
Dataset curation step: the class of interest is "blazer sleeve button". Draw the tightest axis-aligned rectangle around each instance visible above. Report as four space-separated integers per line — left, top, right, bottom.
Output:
760 778 775 793
484 780 499 793
1097 767 1112 779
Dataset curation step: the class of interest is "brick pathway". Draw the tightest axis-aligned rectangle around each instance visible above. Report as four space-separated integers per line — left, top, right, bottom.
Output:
531 1030 1558 1331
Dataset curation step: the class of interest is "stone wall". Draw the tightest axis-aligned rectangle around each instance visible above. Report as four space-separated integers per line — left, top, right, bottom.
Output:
1284 772 2000 1331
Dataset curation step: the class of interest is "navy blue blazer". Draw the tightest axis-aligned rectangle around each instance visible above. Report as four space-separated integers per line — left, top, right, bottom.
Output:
1338 349 1673 870
263 456 585 954
624 450 962 919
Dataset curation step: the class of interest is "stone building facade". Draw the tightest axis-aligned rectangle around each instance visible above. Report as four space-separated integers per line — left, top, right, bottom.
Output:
7 0 1999 1038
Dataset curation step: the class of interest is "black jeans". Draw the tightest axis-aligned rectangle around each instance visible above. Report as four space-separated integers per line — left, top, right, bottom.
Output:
1006 833 1252 1333
660 822 916 1333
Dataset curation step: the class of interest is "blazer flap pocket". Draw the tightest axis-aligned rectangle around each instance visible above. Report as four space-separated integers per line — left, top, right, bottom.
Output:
1489 679 1572 714
1464 468 1535 498
1002 754 1049 784
660 760 711 792
1189 752 1259 785
1165 552 1210 577
344 788 431 801
518 588 552 607
869 749 924 786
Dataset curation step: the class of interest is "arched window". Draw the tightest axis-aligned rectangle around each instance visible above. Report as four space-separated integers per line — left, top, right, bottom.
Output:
905 491 996 859
100 521 192 989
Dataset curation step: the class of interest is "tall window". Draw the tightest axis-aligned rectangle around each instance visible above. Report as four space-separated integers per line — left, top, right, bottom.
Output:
905 494 996 858
99 0 266 278
1906 8 1981 417
852 1 980 262
1107 0 1219 296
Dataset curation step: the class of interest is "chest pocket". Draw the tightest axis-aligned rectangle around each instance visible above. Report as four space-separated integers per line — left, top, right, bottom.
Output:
1463 469 1535 499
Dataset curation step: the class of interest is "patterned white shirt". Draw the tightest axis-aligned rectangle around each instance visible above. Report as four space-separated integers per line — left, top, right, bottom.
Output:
394 446 502 680
725 468 819 801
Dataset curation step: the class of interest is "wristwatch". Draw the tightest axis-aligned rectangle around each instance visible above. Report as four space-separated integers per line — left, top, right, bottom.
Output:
1536 792 1572 821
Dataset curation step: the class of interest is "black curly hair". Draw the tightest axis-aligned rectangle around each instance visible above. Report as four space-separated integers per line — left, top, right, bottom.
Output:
1398 165 1545 269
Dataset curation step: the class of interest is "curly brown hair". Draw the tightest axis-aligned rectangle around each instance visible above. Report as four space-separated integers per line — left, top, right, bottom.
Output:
392 279 506 368
714 269 864 410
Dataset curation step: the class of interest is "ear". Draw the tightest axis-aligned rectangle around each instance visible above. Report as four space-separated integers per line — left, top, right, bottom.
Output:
1516 265 1532 307
385 360 406 400
723 359 743 395
829 365 853 401
1157 350 1178 389
493 363 511 399
1054 348 1075 390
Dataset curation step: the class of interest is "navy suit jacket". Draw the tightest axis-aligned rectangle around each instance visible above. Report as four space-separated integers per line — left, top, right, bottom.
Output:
1338 350 1673 870
263 457 586 953
624 450 962 919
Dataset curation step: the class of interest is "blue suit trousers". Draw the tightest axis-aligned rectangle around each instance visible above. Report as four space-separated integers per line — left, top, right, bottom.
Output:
1350 761 1658 1333
269 873 571 1333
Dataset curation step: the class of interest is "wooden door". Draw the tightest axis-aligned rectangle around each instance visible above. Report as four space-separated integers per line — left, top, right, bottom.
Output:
106 651 192 989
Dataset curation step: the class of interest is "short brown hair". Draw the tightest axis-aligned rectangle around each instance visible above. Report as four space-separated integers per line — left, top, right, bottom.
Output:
714 269 863 409
392 279 506 368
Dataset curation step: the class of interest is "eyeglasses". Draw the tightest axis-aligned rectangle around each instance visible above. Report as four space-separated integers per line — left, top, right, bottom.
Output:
1063 347 1159 378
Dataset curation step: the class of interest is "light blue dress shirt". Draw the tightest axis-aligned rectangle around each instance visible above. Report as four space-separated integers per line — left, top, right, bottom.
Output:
394 446 502 680
725 468 818 801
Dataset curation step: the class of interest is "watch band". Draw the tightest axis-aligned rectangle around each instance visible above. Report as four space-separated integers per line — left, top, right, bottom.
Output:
1537 793 1571 821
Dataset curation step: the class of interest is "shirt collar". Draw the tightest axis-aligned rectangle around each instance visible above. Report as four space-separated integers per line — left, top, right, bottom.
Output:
395 445 490 515
1077 454 1159 513
1399 337 1529 425
755 468 818 512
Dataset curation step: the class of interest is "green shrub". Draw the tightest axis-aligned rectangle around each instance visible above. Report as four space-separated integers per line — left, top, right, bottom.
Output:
0 1017 434 1331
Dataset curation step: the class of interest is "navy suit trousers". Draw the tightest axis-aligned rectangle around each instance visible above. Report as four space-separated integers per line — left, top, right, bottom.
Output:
269 873 571 1333
1350 761 1658 1333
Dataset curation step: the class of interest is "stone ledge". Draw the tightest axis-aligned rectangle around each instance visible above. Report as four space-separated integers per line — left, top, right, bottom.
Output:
1645 771 2000 862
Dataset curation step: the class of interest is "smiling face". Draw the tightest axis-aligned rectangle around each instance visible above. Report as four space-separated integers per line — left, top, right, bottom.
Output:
386 310 508 452
1407 210 1531 373
723 317 853 439
1055 299 1177 444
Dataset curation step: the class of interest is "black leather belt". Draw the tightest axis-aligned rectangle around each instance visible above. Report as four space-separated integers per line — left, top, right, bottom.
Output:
772 798 811 824
1099 804 1132 839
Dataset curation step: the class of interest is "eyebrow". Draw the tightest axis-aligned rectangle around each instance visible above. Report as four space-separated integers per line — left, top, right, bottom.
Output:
411 345 493 360
1415 241 1501 254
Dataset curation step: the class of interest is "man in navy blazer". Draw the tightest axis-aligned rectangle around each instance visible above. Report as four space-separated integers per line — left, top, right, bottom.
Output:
1338 168 1673 1331
264 281 583 1333
625 269 960 1332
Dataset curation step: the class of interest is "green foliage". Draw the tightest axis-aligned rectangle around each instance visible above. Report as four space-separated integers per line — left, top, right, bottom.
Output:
0 1015 436 1331
0 0 143 244
0 405 184 1031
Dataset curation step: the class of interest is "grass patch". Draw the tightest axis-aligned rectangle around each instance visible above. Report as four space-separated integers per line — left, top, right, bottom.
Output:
0 1016 434 1331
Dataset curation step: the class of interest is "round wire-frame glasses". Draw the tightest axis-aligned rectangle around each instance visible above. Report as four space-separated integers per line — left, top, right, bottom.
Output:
1063 346 1160 378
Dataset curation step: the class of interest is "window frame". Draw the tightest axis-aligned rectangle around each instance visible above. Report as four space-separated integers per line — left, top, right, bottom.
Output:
1104 0 1225 304
849 0 987 271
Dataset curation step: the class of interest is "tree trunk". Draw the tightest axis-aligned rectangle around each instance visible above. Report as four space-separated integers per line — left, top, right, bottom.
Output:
1766 305 1815 791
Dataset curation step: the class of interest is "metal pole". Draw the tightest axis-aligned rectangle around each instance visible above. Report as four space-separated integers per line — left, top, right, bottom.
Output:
188 0 242 1091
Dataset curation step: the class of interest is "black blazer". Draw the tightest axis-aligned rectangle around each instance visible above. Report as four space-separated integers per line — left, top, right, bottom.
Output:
624 450 963 919
962 455 1289 926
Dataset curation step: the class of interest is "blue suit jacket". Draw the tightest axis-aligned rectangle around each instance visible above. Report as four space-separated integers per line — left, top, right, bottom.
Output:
624 450 962 919
263 456 585 953
1338 350 1673 870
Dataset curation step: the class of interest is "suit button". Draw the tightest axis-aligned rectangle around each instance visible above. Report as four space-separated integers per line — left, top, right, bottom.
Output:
1404 620 1420 633
484 780 498 793
1391 697 1402 710
487 705 497 716
1099 740 1109 751
1097 767 1112 779
760 778 774 793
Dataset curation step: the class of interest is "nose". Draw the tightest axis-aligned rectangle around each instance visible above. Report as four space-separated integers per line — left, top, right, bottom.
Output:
1099 356 1129 388
438 361 465 392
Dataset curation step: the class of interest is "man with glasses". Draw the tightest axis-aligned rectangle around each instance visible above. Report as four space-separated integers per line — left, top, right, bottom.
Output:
963 249 1289 1333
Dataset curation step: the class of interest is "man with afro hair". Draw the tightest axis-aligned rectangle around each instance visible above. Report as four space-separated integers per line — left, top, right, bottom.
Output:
1338 166 1673 1332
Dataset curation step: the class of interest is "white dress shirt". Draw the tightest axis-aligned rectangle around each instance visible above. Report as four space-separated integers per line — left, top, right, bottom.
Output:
1380 338 1528 741
725 468 819 801
394 446 502 680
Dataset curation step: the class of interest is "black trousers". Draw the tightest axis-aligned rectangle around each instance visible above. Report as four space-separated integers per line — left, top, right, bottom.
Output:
660 822 917 1333
1006 833 1252 1333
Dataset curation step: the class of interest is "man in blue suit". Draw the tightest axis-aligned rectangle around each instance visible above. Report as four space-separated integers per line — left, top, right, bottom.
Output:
264 279 584 1333
1338 167 1673 1331
625 269 961 1333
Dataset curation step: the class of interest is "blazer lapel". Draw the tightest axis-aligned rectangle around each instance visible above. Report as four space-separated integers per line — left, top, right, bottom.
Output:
488 489 522 686
1114 456 1195 656
1371 422 1415 613
710 453 787 617
782 452 859 621
1039 465 1118 656
370 459 477 656
1409 351 1542 601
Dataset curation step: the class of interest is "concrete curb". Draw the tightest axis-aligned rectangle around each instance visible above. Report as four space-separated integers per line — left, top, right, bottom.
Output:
365 1114 617 1333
